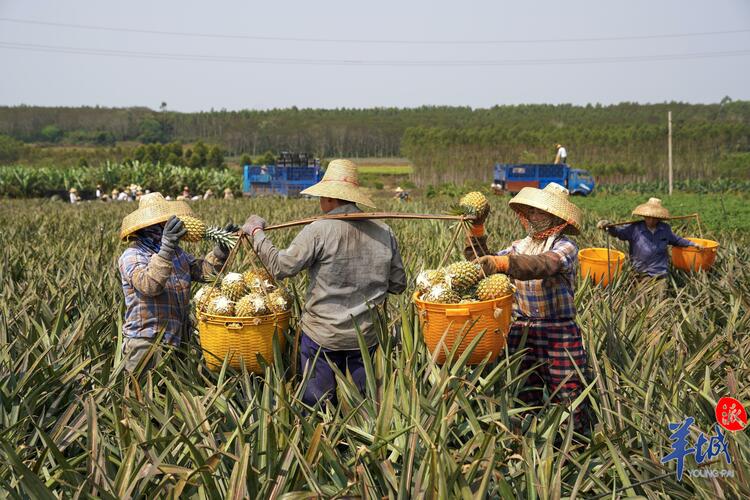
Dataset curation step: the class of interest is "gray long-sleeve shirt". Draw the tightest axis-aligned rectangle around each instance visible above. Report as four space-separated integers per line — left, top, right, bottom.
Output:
252 204 406 350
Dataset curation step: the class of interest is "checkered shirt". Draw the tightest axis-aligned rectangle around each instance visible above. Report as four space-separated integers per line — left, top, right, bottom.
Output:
119 245 219 344
497 236 578 320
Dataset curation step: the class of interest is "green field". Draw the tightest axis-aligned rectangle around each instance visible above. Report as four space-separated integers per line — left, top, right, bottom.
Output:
1 195 748 497
357 164 414 175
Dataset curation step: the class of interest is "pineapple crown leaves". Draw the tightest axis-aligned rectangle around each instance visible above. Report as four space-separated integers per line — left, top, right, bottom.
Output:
446 204 477 233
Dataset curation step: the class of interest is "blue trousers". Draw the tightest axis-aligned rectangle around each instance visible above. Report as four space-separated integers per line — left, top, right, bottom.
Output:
299 332 374 407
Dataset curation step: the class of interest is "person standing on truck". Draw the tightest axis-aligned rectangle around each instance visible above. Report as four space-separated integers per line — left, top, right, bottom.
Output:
241 159 407 408
466 183 590 437
554 144 568 164
596 198 702 294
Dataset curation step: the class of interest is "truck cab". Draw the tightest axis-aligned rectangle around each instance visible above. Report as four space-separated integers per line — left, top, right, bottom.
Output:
493 163 596 196
568 169 595 195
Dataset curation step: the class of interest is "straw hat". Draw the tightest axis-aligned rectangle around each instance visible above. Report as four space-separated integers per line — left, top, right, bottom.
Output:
119 192 194 240
69 187 78 193
224 187 233 193
509 182 582 235
300 159 375 208
632 197 670 219
395 186 404 193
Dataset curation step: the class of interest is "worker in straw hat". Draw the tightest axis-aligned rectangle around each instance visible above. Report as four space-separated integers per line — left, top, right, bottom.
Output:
465 182 590 435
242 159 406 408
118 192 238 373
597 198 701 284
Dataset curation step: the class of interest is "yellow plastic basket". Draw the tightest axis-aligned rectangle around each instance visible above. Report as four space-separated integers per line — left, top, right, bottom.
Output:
197 310 289 373
413 291 513 365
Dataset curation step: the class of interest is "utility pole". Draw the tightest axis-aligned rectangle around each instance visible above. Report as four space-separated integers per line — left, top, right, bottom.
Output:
668 111 673 195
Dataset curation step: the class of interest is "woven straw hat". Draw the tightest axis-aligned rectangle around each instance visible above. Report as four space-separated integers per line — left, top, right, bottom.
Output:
69 187 78 193
632 197 670 219
119 192 194 240
509 182 582 235
395 186 404 193
300 159 375 208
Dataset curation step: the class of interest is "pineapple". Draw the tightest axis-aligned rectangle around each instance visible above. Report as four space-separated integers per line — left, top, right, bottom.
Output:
243 269 275 293
236 293 269 317
177 215 237 249
475 274 514 301
445 261 481 291
459 191 490 221
194 285 220 313
267 288 291 313
422 284 460 304
221 272 247 301
416 269 450 294
206 295 235 316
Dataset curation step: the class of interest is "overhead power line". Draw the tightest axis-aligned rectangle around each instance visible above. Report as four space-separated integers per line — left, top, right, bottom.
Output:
1 41 749 66
0 17 749 45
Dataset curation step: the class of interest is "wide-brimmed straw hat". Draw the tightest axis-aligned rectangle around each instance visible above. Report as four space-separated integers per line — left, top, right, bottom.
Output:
119 192 193 240
509 182 582 235
395 186 404 193
300 159 375 208
632 197 670 219
69 187 78 193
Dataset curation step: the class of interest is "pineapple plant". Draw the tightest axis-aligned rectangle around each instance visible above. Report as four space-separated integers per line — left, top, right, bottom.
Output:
205 295 235 316
236 293 269 317
445 261 481 291
459 191 490 222
177 215 238 249
221 272 247 301
475 274 514 301
243 269 275 293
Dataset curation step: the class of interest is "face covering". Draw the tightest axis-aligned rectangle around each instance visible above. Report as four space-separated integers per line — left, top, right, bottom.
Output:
135 225 163 253
518 212 568 240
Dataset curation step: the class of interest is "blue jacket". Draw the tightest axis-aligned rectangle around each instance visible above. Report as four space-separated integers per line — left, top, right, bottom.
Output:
607 221 696 277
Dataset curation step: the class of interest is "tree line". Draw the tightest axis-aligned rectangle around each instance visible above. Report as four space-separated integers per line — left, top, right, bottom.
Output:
1 100 748 182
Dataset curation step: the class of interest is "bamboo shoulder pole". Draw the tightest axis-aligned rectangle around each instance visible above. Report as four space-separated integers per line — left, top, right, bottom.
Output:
604 213 699 228
262 212 475 231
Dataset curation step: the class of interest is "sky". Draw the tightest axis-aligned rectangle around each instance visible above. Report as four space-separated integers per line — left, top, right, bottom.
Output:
0 0 749 111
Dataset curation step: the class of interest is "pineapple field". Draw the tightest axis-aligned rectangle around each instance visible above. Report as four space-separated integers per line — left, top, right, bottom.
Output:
1 195 749 498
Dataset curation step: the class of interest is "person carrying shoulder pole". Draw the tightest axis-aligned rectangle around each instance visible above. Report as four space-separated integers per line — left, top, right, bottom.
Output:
596 198 701 295
466 183 590 436
241 159 407 408
118 193 237 373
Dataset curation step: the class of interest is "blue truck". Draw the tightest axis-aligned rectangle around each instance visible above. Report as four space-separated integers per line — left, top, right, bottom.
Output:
243 152 322 197
493 163 595 195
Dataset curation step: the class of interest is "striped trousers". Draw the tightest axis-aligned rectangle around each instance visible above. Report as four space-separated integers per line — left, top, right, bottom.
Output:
507 319 589 431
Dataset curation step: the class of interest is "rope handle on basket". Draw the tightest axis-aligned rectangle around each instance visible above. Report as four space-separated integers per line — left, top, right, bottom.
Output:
197 232 282 321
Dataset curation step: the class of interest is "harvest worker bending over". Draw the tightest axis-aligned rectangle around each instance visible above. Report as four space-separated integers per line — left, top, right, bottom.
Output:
466 183 590 434
597 198 701 287
118 193 236 372
242 159 406 408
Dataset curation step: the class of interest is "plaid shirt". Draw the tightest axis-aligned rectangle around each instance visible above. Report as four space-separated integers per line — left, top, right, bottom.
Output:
119 244 223 344
498 236 578 320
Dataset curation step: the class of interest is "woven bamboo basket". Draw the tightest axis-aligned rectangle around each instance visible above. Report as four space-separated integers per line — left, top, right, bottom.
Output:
413 291 513 365
198 310 289 372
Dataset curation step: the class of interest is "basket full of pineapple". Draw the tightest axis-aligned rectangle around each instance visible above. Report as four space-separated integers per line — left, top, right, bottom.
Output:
413 259 514 365
195 267 291 373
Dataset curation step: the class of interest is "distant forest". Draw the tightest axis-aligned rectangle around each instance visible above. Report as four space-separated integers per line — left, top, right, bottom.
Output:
1 100 748 184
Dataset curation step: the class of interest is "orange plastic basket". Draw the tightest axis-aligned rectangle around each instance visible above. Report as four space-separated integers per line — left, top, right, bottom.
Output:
197 310 289 373
579 247 626 287
671 237 719 272
413 291 513 365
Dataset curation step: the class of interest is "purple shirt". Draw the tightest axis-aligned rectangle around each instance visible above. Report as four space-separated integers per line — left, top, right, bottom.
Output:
607 221 696 277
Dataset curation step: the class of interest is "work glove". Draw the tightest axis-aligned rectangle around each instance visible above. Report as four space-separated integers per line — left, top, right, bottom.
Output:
158 216 187 260
474 255 510 275
692 242 704 250
596 219 611 230
213 222 240 259
242 215 267 237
